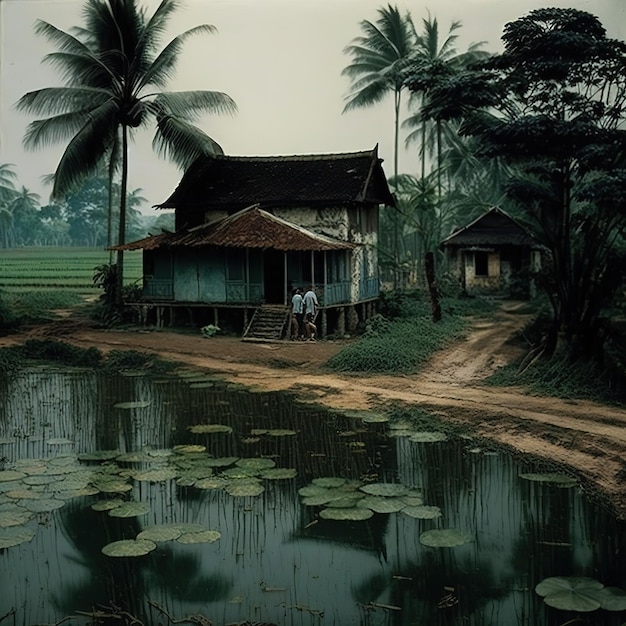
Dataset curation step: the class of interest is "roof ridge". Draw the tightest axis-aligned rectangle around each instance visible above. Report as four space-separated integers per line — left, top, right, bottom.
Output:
211 148 376 163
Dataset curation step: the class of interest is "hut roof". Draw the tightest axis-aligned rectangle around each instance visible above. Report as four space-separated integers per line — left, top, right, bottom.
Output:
441 207 537 248
113 205 355 252
157 145 395 211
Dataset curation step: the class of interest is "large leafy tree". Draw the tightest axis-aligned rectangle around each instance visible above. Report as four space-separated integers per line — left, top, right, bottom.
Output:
17 0 237 303
424 8 626 362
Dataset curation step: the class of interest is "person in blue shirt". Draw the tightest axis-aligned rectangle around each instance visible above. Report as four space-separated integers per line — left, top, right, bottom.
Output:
303 285 319 340
290 287 304 340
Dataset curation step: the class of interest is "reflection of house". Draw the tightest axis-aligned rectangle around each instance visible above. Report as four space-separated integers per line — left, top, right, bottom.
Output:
440 207 540 298
118 146 395 337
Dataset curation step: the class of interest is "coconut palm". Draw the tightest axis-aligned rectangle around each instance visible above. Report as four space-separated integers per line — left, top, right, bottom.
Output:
342 4 416 183
403 14 488 192
17 0 237 303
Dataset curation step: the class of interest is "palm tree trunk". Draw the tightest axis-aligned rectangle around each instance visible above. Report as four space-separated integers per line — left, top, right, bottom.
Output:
115 124 128 307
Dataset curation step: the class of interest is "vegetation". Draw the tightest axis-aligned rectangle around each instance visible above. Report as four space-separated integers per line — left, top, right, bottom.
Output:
17 0 237 304
326 291 493 374
422 8 626 364
0 339 175 376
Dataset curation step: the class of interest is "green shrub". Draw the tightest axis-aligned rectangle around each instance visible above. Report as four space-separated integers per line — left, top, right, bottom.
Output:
326 315 466 374
103 349 176 375
18 339 103 367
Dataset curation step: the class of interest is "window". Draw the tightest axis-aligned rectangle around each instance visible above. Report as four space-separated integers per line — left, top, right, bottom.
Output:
475 251 489 277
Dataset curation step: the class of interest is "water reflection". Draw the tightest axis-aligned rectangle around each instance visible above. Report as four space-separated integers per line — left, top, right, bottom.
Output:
0 366 624 625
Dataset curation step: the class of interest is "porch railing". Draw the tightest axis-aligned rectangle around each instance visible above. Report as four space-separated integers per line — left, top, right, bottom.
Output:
226 281 263 303
359 277 379 301
143 278 173 300
321 281 351 306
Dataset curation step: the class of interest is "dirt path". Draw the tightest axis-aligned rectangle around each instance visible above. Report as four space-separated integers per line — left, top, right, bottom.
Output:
5 303 626 518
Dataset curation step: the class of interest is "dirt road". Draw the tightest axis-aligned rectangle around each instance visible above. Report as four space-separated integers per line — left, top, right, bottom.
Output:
6 303 626 518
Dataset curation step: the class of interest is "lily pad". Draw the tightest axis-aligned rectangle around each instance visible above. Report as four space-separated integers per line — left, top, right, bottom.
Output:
22 498 65 513
173 444 207 454
235 458 276 470
598 587 626 611
225 482 265 497
267 429 297 436
409 431 447 443
0 508 33 528
357 496 406 514
0 525 36 549
535 577 604 612
0 470 27 483
319 507 374 521
137 525 183 542
520 473 577 487
108 502 150 518
133 468 178 482
91 499 125 512
204 457 240 468
46 438 74 446
312 477 346 488
419 528 471 548
102 539 156 557
402 505 442 520
194 477 229 490
188 424 233 434
176 530 221 544
114 401 151 409
259 468 297 480
359 483 408 497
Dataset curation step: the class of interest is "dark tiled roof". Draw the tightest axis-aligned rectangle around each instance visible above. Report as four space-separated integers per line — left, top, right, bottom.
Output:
157 146 395 211
114 205 355 252
441 207 537 248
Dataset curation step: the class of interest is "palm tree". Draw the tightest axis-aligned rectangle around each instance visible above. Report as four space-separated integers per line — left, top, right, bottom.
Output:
17 0 237 304
342 3 416 183
403 14 488 194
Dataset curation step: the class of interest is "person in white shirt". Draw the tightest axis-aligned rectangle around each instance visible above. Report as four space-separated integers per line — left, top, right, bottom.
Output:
303 285 319 340
290 287 304 339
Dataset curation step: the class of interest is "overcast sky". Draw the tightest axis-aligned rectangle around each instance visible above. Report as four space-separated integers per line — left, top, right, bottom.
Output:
0 0 624 212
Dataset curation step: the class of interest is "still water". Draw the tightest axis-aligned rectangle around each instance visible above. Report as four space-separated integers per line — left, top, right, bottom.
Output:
0 365 624 626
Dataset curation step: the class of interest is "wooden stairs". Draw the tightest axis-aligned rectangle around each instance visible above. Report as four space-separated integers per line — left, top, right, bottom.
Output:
243 305 290 342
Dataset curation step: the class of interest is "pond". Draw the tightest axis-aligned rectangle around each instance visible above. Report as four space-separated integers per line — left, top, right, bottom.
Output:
0 365 625 626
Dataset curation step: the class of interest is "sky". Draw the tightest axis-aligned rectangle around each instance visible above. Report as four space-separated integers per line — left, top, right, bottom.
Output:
0 0 624 213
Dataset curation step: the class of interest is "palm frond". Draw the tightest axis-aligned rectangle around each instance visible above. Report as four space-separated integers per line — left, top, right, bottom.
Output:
153 114 224 169
139 0 180 56
51 100 118 199
343 79 392 111
34 20 93 56
150 90 237 119
137 25 218 91
16 86 111 116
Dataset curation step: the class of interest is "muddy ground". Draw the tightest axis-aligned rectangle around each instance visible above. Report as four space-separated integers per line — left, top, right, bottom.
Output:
4 302 626 518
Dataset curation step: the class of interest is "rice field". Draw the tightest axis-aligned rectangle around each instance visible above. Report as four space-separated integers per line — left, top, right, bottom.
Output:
0 247 143 294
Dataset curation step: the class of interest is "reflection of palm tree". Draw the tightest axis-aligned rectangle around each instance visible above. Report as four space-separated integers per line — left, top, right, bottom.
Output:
0 164 18 248
17 0 237 304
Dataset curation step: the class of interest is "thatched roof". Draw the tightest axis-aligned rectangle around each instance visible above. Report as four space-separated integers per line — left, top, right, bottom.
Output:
157 145 395 212
113 205 355 252
441 207 537 248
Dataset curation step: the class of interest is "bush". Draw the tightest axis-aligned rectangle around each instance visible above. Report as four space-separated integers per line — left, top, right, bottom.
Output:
326 315 466 374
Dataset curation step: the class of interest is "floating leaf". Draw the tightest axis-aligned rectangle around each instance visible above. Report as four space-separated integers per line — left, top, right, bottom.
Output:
102 539 156 557
114 401 151 409
108 502 150 518
46 438 73 446
22 498 65 513
324 494 364 509
409 431 447 443
0 526 35 549
357 496 406 514
177 530 221 544
312 477 346 488
133 468 178 482
0 470 26 483
520 473 577 487
535 577 604 612
94 480 132 494
173 445 206 454
79 451 121 462
319 507 374 521
188 424 233 434
137 525 183 542
225 482 265 497
267 429 297 436
222 467 259 479
194 477 228 490
91 499 125 512
0 508 33 528
598 587 626 611
419 529 471 548
260 468 297 480
402 505 442 520
204 457 239 468
236 458 276 470
360 483 408 497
